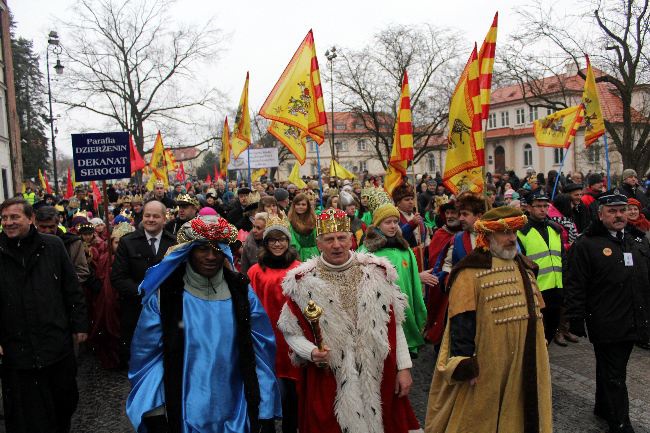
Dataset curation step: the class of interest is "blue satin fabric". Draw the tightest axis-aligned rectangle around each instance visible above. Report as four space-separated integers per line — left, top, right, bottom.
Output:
138 241 234 303
126 285 282 432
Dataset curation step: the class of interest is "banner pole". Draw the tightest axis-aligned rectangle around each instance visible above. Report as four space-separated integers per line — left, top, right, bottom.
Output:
603 134 611 189
315 141 324 208
247 148 252 186
552 146 571 200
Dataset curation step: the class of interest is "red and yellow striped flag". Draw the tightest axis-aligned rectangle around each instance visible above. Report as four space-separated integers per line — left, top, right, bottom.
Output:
260 30 327 164
478 12 498 120
232 72 252 159
582 55 606 147
443 44 484 195
385 71 413 196
534 104 585 149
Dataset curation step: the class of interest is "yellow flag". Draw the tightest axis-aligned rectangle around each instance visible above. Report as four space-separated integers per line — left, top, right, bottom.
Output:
329 160 355 180
534 105 585 149
145 131 169 191
582 56 606 147
164 149 178 170
251 168 267 182
38 169 46 190
220 117 231 176
288 162 307 188
260 30 327 164
232 72 252 158
21 182 26 194
443 44 484 195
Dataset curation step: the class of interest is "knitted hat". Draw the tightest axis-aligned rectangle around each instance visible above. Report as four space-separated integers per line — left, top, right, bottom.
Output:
274 188 290 202
90 217 104 227
621 169 637 181
628 197 642 209
391 182 414 204
366 188 400 226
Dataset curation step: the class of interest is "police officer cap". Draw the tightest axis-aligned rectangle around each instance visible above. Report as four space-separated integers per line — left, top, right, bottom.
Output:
598 188 628 206
525 190 549 204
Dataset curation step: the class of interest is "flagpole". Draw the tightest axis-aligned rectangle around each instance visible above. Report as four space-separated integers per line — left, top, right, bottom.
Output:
552 146 571 200
603 134 611 189
315 141 324 207
247 149 252 186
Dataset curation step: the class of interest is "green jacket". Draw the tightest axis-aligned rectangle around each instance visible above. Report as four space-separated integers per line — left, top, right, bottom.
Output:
357 243 427 353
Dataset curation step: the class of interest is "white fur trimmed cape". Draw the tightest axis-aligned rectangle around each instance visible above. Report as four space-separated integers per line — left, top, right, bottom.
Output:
278 252 422 433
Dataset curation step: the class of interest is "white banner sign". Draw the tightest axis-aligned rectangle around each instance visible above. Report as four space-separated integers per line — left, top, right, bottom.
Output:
228 147 279 170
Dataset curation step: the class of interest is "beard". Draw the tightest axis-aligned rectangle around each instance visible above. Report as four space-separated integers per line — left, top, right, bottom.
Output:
489 237 518 260
446 219 460 228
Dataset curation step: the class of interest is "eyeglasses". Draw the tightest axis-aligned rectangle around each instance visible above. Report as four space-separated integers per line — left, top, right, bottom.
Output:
267 238 288 245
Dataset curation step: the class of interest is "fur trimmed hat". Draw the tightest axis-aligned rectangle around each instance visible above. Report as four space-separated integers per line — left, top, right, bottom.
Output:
391 182 414 204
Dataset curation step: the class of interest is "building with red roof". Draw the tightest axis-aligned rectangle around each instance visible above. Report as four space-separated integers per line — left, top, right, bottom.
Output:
484 67 646 179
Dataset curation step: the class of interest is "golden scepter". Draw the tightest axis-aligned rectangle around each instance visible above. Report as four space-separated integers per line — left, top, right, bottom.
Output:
303 300 325 354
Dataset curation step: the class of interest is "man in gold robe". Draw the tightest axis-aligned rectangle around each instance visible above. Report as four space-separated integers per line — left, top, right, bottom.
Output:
425 206 552 433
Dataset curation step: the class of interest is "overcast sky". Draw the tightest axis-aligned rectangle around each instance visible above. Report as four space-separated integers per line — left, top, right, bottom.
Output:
11 0 583 157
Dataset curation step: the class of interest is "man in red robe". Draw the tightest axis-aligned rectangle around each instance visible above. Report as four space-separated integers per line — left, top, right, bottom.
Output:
424 200 461 344
279 208 422 433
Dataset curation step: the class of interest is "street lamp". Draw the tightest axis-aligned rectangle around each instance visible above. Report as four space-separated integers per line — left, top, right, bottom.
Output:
46 31 63 194
325 46 338 179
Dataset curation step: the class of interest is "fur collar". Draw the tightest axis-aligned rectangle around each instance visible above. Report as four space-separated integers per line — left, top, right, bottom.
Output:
362 226 410 252
280 252 407 433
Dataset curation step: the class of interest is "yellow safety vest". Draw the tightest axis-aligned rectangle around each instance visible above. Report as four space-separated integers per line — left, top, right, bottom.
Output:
517 226 563 291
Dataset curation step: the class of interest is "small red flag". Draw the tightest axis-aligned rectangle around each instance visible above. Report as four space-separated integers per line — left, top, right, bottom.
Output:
175 161 186 182
129 135 146 173
185 181 192 192
205 173 212 184
65 167 74 199
90 181 101 212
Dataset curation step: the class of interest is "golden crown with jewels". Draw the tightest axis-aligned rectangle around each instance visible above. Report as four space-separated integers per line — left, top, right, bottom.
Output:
316 208 351 236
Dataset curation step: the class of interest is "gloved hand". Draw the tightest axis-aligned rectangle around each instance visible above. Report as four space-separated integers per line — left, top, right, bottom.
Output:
569 319 587 338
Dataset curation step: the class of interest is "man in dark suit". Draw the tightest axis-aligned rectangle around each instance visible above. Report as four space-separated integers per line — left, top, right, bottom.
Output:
111 199 176 367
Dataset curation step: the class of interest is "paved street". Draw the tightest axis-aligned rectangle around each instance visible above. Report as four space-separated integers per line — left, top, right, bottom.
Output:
2 340 648 432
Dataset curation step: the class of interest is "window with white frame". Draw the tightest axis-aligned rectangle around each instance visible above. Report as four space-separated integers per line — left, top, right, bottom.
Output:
587 144 601 164
335 141 347 152
359 161 368 172
488 112 497 129
553 148 563 165
501 111 510 127
427 153 436 173
335 123 346 130
309 141 317 153
523 143 533 166
516 108 526 125
546 107 554 116
529 106 539 122
357 139 367 151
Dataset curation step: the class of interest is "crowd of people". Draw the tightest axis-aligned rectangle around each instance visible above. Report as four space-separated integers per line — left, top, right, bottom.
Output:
0 166 648 433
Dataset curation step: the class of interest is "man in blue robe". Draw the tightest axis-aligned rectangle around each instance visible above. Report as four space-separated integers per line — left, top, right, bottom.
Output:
126 215 281 433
